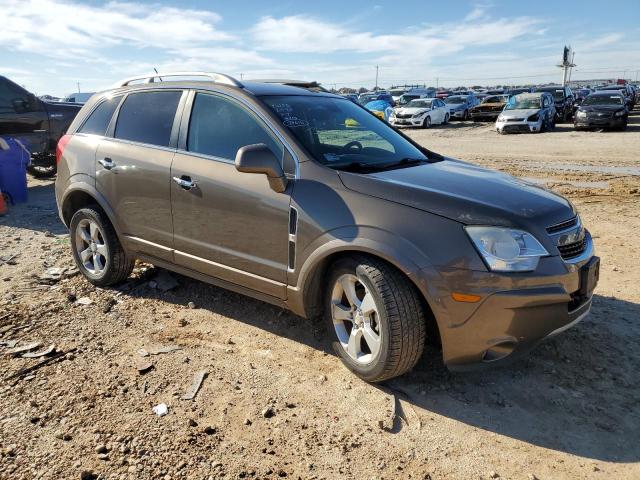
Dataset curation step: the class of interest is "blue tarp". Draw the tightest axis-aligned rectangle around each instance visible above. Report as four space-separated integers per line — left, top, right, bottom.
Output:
0 137 30 204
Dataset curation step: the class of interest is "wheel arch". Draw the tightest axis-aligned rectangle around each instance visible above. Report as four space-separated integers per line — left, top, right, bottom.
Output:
288 237 441 343
60 183 122 239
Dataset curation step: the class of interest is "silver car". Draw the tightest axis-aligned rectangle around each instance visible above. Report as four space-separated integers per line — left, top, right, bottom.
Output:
496 92 556 134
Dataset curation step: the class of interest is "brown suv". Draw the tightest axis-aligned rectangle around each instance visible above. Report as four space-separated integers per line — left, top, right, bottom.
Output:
55 72 599 382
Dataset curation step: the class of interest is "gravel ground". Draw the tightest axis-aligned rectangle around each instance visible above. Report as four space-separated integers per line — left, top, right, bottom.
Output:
1 110 639 480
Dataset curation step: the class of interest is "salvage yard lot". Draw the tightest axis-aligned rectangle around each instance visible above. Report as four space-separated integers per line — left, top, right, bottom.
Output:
1 112 639 480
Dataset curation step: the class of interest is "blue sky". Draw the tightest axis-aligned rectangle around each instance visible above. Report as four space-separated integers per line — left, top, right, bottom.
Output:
1 0 639 96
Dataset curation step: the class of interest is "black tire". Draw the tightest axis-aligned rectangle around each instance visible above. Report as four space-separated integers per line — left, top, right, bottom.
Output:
70 206 134 287
443 113 450 124
27 164 57 178
324 255 427 382
462 109 469 121
422 116 431 129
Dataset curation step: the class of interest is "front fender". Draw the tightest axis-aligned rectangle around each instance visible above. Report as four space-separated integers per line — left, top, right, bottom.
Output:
286 225 445 318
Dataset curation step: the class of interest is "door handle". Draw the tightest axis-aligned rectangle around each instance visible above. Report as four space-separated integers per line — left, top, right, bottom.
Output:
172 176 197 190
98 158 115 170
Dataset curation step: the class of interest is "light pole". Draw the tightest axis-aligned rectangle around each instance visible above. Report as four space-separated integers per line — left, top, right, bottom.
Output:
375 65 379 90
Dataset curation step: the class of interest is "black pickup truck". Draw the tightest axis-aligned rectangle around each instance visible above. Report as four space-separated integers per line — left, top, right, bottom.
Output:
0 75 82 177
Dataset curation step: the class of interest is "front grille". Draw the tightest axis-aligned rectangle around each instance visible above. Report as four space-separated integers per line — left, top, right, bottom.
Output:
558 237 587 260
587 112 612 120
395 113 413 119
502 125 529 132
505 118 524 122
546 216 578 234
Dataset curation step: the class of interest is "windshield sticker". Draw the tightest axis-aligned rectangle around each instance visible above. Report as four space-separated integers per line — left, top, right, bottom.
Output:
283 117 309 128
323 153 340 162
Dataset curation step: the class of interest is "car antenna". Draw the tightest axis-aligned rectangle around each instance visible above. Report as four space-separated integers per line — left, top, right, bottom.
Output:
154 68 163 82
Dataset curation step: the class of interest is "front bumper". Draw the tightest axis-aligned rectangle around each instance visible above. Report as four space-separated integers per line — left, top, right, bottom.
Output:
574 116 626 129
496 118 543 133
449 109 465 118
390 116 424 127
421 235 599 370
470 111 500 121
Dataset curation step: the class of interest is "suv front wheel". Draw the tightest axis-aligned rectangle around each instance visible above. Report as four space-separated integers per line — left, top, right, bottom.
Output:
324 256 426 382
70 206 134 287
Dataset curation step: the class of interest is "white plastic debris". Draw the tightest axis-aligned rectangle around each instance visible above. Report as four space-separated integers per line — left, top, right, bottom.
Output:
153 403 168 417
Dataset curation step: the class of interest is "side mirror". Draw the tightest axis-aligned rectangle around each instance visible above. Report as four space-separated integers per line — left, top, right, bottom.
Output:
235 143 287 193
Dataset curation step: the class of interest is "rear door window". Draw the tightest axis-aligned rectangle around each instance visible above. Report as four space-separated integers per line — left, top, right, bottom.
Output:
187 93 283 162
114 91 182 147
78 95 122 136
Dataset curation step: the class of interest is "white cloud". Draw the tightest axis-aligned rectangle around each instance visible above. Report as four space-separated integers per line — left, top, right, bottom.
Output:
251 12 541 61
0 0 232 55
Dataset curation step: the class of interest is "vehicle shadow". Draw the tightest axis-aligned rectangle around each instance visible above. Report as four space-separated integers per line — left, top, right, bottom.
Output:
0 180 67 235
122 269 640 463
385 293 640 463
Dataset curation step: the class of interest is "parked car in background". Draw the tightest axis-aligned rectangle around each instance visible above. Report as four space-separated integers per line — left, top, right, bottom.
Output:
496 92 556 134
506 87 532 95
390 98 449 128
574 91 628 131
364 100 394 122
389 88 408 103
533 86 574 122
358 92 395 107
470 94 510 121
396 92 429 106
596 84 635 109
62 92 96 104
444 95 478 120
55 71 599 382
341 93 359 103
0 75 81 177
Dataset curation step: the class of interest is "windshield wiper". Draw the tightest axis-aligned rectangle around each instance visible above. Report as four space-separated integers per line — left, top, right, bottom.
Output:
375 157 429 171
332 162 386 173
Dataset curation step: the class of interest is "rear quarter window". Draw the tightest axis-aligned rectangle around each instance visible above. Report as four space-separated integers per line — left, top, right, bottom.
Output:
114 91 182 147
78 95 122 136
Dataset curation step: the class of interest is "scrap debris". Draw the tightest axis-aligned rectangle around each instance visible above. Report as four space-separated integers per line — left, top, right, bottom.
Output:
152 403 168 417
181 370 208 400
138 345 182 357
4 348 77 381
5 342 41 356
22 344 56 358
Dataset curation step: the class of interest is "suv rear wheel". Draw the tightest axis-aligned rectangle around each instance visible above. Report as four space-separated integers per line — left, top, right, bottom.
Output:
70 206 134 287
324 256 426 382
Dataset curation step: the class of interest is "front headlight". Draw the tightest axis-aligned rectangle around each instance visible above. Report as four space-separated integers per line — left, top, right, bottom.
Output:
497 114 506 122
412 111 426 118
576 110 587 118
614 110 625 117
465 226 549 272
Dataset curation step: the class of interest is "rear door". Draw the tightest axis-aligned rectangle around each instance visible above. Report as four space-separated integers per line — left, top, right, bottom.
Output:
95 89 185 261
170 90 293 298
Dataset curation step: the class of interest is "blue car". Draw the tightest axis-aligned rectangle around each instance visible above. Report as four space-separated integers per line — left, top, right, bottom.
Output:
364 100 394 122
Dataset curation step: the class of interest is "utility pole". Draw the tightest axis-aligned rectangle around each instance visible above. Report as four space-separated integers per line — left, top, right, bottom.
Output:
77 82 80 93
240 73 244 80
375 65 379 90
436 77 439 88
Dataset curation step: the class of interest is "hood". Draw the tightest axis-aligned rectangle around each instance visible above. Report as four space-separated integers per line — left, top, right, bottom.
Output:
43 101 83 113
473 102 504 111
578 105 625 113
394 107 429 115
338 158 574 231
499 108 539 118
447 103 466 110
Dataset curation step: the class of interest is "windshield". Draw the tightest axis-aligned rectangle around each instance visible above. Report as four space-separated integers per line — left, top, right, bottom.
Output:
444 96 466 104
505 96 542 110
583 95 624 106
398 95 418 105
389 90 406 97
483 96 506 104
539 88 565 101
262 95 428 171
407 100 432 108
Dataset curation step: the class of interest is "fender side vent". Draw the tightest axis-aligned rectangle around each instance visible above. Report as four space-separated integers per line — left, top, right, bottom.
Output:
289 207 298 235
288 240 296 270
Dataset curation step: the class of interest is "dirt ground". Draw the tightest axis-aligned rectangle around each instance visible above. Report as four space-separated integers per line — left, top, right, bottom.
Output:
1 111 639 480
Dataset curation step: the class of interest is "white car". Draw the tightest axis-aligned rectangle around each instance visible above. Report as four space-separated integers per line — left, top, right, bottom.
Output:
389 98 450 128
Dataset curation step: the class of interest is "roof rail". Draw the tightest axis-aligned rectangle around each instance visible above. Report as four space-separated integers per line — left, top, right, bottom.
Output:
112 72 243 88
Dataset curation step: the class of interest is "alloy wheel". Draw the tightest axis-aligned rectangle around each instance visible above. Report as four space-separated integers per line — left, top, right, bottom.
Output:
330 274 382 364
75 218 108 276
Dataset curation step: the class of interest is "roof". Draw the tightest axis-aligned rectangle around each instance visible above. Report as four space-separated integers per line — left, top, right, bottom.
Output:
590 90 624 95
